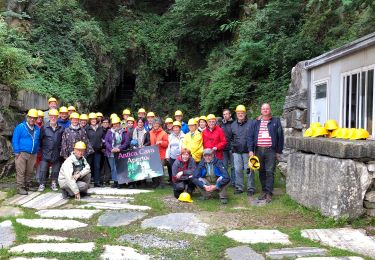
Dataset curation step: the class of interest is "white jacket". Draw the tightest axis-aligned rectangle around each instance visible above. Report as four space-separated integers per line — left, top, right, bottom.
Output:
58 153 90 194
166 132 185 159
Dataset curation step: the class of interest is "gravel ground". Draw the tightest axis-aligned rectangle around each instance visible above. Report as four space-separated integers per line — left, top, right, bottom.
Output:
118 233 190 249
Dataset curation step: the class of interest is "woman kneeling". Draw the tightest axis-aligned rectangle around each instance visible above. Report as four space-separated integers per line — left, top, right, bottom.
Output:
172 148 196 199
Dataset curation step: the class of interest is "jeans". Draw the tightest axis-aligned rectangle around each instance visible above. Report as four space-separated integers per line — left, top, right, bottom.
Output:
195 177 228 199
233 153 255 193
173 179 195 199
255 147 276 195
87 151 102 185
223 150 235 185
107 157 117 182
39 160 61 185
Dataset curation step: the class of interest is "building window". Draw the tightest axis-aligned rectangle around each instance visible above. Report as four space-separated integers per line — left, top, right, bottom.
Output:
342 67 374 134
316 83 327 99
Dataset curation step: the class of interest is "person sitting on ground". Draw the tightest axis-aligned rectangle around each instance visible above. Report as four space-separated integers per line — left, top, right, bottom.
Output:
192 148 230 204
172 148 196 199
58 141 91 199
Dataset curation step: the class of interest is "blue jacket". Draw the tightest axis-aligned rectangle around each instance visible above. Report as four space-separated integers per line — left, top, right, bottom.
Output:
12 121 41 154
192 157 230 190
247 116 284 154
57 118 71 129
181 121 189 134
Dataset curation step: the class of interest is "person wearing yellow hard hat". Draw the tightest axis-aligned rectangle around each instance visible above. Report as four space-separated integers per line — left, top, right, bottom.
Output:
121 109 131 130
67 106 76 116
60 112 93 160
12 109 41 195
172 148 196 200
145 111 155 131
79 114 89 130
198 115 207 132
192 148 230 204
137 108 146 119
202 114 227 161
174 110 189 134
132 118 149 149
182 118 203 163
221 108 235 187
104 115 131 188
58 141 91 199
96 112 103 124
126 117 135 138
37 108 65 192
36 110 44 128
166 121 185 183
231 105 255 196
248 103 284 203
164 117 174 134
57 106 71 129
86 112 105 187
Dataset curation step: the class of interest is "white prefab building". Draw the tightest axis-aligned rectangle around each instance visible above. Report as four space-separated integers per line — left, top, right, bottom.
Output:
305 32 375 137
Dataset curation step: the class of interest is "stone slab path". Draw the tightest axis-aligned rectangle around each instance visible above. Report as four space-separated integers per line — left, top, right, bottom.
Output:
5 192 67 210
98 211 147 227
9 242 95 253
301 228 375 259
79 202 151 211
88 187 152 196
80 195 134 204
100 245 150 260
16 218 88 230
118 234 190 249
29 235 69 242
0 206 23 217
265 247 327 259
0 220 15 248
5 192 41 205
36 209 101 219
225 229 291 244
141 213 209 236
296 257 364 260
225 246 265 260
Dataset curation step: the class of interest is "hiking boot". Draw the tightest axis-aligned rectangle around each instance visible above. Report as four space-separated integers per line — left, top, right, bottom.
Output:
38 184 45 192
220 198 228 204
61 189 69 199
111 181 118 188
17 188 28 195
266 194 272 203
258 193 267 200
27 186 38 192
51 182 58 191
234 190 243 195
247 191 255 197
94 183 102 188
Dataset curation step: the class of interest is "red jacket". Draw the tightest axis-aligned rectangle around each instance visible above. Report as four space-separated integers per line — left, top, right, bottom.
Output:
149 127 169 160
202 126 227 160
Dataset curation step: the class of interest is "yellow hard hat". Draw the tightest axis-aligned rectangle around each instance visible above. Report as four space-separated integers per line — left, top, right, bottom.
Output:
111 116 121 124
303 128 313 137
37 110 44 117
311 126 328 137
74 141 86 150
347 128 357 139
27 109 38 118
48 97 57 104
199 115 207 122
195 117 199 122
138 108 146 114
350 128 370 140
248 156 260 170
324 119 338 131
122 109 131 115
175 110 183 116
89 112 97 119
68 106 76 112
206 114 216 121
165 118 173 124
70 112 80 119
79 114 88 120
110 113 118 119
331 128 341 138
127 116 135 122
188 118 197 125
235 105 246 113
173 121 182 127
48 109 59 116
310 122 322 129
96 112 103 117
147 112 155 117
59 106 68 113
178 192 193 203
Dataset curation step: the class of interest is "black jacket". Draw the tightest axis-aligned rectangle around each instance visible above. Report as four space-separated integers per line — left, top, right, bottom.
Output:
40 123 64 162
230 118 252 153
86 125 104 151
221 119 233 151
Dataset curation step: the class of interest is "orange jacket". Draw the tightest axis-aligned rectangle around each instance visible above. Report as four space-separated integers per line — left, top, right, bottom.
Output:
149 128 169 160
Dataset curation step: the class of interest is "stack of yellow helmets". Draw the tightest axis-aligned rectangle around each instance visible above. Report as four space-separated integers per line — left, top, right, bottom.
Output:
304 122 328 137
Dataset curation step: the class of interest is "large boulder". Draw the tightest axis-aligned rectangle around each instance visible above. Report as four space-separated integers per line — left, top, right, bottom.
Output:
284 61 308 110
286 152 373 219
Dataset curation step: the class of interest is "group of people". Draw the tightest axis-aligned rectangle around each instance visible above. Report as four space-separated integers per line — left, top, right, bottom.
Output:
11 97 284 204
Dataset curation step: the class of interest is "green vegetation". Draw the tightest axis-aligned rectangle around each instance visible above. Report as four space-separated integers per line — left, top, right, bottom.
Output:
1 0 375 115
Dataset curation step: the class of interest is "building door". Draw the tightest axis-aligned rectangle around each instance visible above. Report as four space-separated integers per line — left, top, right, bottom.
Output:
312 82 328 124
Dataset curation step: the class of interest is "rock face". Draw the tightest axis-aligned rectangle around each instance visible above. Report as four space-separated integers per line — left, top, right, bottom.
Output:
15 90 49 111
0 84 11 108
287 152 372 219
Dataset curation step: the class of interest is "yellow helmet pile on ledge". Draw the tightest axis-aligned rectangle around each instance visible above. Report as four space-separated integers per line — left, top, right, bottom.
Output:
304 119 369 140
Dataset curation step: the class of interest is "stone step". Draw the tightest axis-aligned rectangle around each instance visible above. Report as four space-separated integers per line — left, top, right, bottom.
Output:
224 230 291 245
225 246 265 260
118 234 190 249
265 247 327 259
78 202 151 211
29 235 69 242
296 257 364 260
16 218 87 230
80 195 133 204
4 192 41 205
0 206 23 217
9 242 95 253
98 211 147 227
0 220 15 249
100 245 150 260
87 187 152 196
35 209 100 219
22 192 67 210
